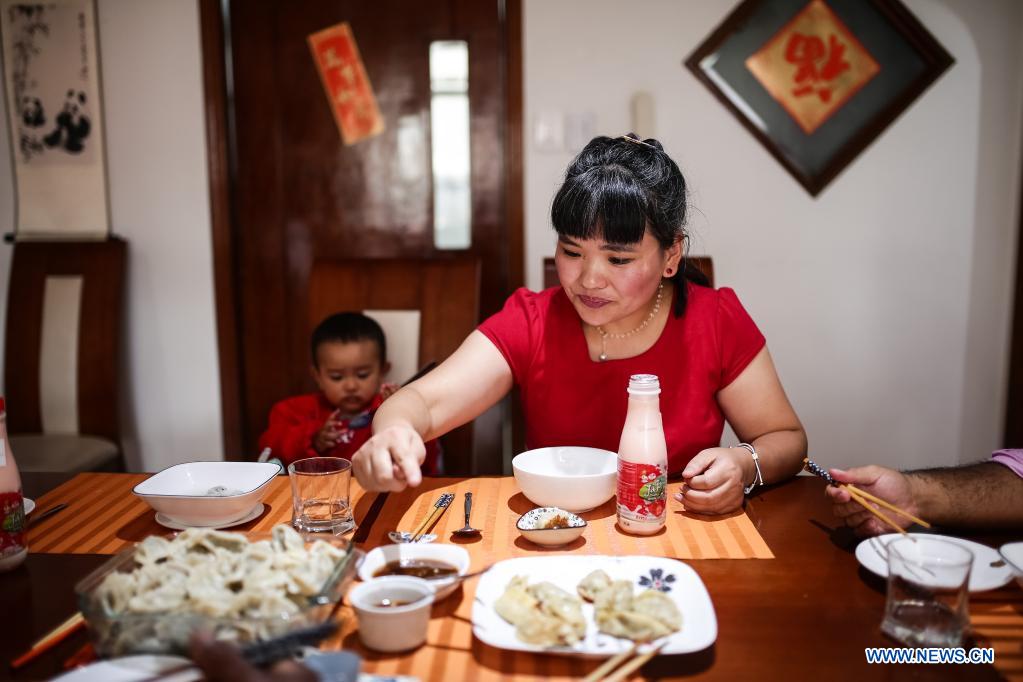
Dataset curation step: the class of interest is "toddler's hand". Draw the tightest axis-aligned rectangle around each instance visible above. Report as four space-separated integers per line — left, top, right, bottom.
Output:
313 410 343 453
380 382 400 401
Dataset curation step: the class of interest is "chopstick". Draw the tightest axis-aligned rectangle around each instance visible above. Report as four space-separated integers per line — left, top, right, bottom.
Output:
582 644 638 682
844 484 931 528
10 612 86 669
62 642 96 669
411 504 446 542
28 502 68 526
844 486 909 536
588 640 666 682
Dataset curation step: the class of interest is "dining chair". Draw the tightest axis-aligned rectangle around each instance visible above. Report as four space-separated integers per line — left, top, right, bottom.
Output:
3 237 126 472
307 257 490 475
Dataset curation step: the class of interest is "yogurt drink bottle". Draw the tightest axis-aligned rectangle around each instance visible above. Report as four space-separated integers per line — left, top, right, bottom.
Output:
616 374 668 535
0 397 27 571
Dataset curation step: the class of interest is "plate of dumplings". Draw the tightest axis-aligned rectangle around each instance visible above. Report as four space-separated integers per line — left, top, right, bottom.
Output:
471 555 717 657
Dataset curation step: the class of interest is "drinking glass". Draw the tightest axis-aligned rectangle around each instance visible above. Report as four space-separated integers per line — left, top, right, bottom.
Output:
288 457 354 534
881 536 972 646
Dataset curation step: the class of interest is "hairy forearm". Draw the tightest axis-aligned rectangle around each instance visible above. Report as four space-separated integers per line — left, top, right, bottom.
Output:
748 428 808 486
907 462 1023 527
370 386 435 439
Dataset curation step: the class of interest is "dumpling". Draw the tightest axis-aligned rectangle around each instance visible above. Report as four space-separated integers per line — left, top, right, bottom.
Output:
577 569 612 602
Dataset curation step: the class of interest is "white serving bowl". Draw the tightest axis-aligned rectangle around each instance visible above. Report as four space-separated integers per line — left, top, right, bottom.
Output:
512 446 617 512
133 461 281 527
1000 542 1023 589
358 543 470 600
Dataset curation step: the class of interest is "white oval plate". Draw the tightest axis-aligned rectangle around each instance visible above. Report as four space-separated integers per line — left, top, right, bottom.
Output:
53 655 200 681
23 498 35 515
855 533 1014 592
472 555 716 657
155 503 264 531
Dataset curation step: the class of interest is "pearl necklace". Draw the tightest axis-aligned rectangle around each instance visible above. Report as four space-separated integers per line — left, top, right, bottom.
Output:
596 281 664 362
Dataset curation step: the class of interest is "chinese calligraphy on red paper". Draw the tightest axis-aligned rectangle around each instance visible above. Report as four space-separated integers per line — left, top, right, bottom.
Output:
745 0 879 134
308 22 384 145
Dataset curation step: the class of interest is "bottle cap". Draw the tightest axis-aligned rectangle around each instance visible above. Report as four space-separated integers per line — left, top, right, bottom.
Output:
627 374 660 395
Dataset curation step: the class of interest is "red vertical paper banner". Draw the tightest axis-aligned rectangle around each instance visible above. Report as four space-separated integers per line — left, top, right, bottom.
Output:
307 22 385 145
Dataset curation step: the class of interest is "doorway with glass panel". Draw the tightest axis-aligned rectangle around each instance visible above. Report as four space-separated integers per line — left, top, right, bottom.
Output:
201 0 523 474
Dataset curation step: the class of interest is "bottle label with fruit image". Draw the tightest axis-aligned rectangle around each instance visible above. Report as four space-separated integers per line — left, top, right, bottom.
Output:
616 460 667 522
0 491 26 559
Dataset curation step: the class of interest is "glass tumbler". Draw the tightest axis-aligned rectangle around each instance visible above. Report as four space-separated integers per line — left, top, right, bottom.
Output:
881 536 973 647
288 457 354 534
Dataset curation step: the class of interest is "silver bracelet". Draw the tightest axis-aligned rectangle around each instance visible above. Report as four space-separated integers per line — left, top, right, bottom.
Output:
734 442 763 494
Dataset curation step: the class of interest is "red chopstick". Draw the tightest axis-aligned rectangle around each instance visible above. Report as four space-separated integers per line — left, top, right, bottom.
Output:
62 642 96 669
10 612 86 669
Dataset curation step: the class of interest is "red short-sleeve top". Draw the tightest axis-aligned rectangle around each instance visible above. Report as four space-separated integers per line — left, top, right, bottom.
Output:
478 282 765 475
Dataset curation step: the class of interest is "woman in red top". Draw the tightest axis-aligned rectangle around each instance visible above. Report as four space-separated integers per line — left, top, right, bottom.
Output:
353 134 807 514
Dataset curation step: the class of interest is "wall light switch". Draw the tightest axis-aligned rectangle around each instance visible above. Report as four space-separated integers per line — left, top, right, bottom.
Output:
533 111 564 152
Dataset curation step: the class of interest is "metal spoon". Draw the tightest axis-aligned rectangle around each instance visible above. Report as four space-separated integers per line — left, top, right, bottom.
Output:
452 492 481 538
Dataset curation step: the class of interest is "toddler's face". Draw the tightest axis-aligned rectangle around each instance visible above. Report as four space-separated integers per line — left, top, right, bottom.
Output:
312 340 389 415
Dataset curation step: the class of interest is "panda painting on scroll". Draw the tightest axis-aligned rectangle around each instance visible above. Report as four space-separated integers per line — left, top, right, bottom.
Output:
1 0 109 238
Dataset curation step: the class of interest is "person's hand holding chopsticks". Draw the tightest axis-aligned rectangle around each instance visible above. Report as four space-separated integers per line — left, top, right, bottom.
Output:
826 465 918 537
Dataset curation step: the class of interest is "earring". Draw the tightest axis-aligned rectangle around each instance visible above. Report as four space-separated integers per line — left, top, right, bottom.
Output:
665 267 674 276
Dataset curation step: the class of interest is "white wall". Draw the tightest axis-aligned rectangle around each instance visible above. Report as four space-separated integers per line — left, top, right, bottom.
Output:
0 0 224 471
524 0 1023 470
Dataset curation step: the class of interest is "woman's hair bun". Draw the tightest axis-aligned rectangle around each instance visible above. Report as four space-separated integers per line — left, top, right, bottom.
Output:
642 137 664 151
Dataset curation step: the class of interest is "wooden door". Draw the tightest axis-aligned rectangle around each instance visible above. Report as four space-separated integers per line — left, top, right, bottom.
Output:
202 0 522 473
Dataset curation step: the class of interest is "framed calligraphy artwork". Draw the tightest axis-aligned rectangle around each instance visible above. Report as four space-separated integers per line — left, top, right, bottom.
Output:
685 0 953 196
308 22 384 145
1 0 110 238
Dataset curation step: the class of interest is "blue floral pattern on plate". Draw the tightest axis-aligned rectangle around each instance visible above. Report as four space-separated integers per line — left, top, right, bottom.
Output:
638 567 676 592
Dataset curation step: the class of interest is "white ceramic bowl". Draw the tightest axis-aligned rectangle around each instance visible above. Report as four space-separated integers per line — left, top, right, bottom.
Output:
350 576 434 652
516 507 586 547
133 461 281 527
358 543 470 600
1000 542 1023 589
512 446 617 512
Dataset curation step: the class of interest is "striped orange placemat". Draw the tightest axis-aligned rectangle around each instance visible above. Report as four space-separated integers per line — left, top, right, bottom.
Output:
356 476 774 561
25 472 375 555
972 587 1023 680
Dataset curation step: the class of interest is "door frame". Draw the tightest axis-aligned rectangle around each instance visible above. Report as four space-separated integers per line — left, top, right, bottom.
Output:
198 0 524 459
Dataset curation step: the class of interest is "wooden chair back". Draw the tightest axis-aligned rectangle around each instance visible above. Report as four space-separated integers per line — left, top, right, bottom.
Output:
4 237 126 444
308 258 482 474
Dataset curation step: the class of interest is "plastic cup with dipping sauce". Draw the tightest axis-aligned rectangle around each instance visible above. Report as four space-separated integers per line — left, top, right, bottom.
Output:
288 457 354 534
349 576 435 652
881 536 973 647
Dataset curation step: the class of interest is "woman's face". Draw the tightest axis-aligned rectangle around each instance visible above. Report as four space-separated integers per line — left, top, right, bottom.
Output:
555 230 675 331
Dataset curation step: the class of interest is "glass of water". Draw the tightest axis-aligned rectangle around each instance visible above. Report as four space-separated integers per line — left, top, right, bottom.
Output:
881 536 973 646
288 457 354 534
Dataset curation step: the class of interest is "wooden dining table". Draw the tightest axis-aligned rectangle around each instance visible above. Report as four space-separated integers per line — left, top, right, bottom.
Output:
2 471 1019 681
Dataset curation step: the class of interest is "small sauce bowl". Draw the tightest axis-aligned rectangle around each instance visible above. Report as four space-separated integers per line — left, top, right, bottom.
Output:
516 507 587 547
349 577 434 652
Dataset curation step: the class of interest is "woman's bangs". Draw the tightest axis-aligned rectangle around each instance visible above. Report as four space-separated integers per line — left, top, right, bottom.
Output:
552 171 649 245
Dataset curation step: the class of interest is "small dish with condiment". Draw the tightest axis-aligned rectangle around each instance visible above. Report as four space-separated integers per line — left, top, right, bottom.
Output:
358 543 470 600
516 507 586 547
349 576 435 652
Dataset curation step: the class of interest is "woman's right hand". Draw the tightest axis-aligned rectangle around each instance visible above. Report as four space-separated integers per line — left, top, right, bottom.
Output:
351 423 426 492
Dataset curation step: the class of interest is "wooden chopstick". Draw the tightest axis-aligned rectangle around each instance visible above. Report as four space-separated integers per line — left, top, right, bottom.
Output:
11 612 86 668
844 484 931 528
582 644 638 682
602 640 667 682
844 486 908 536
411 505 445 542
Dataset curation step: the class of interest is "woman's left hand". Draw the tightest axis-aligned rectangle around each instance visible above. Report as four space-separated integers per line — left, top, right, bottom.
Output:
675 447 752 515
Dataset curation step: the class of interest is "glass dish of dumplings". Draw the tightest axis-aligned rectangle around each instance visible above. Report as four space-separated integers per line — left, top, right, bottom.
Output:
75 525 363 657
